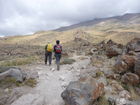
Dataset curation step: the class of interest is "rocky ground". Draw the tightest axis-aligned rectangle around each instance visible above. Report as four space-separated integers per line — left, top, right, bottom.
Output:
0 38 140 105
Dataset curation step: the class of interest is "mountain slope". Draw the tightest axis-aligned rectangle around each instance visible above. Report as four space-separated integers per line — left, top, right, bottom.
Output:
55 13 140 31
0 13 140 45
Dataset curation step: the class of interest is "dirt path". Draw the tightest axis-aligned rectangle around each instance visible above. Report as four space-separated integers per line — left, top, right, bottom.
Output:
11 56 90 105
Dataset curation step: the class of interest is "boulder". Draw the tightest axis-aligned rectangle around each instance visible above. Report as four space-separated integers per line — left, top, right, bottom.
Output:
114 55 135 73
110 80 124 92
126 38 140 53
0 67 26 82
114 58 128 73
106 45 122 58
121 73 140 85
135 54 140 77
119 90 131 100
122 55 135 70
61 77 104 105
115 98 135 105
106 73 120 80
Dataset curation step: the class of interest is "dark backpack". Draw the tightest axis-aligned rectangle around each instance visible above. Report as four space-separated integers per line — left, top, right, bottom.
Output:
55 45 62 53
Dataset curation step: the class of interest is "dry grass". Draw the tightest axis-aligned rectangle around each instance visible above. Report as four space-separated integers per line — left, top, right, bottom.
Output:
121 84 140 100
0 56 39 67
128 85 140 100
24 78 37 87
0 77 37 89
1 22 140 46
95 96 109 105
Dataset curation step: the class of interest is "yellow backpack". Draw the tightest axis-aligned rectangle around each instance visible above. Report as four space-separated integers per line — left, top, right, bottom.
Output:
47 44 53 52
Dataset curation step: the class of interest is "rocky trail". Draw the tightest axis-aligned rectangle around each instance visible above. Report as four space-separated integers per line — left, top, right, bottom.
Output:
11 56 90 105
1 38 140 105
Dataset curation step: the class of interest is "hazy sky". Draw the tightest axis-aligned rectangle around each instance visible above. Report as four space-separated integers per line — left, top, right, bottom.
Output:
0 0 140 36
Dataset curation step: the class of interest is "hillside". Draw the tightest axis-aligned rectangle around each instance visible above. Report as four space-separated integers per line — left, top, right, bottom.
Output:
0 13 140 46
1 13 140 105
55 13 140 31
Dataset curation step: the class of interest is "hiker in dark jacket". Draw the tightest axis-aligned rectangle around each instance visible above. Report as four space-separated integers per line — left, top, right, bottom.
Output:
45 42 53 66
54 40 62 70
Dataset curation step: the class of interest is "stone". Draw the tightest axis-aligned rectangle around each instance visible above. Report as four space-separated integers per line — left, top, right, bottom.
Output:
108 97 116 105
122 55 135 70
114 58 128 73
110 80 124 92
114 55 135 73
115 98 137 105
119 90 131 100
97 77 108 86
106 73 121 80
115 98 127 105
106 45 122 58
59 76 65 81
135 54 140 77
61 77 104 105
126 38 140 53
135 87 140 95
121 73 140 85
0 67 26 82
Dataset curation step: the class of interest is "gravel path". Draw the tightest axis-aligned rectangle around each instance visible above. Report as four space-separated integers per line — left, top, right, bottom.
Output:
11 56 90 105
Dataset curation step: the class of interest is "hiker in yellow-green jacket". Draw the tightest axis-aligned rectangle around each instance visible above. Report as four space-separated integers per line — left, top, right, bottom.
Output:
45 42 53 66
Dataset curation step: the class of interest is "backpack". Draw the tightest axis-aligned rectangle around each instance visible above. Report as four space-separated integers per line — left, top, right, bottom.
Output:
47 44 53 52
55 45 62 53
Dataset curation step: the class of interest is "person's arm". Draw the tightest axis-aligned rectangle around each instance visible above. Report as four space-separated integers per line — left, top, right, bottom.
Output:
61 46 62 52
54 45 56 52
45 45 48 50
45 45 48 53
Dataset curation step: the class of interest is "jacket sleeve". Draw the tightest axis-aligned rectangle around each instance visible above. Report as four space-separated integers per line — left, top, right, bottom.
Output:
61 46 62 52
54 45 56 52
45 45 48 50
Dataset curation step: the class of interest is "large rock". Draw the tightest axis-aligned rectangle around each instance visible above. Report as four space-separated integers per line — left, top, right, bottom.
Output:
126 38 140 53
61 77 104 105
0 67 26 82
135 54 140 77
121 73 140 85
122 55 135 70
114 55 135 73
106 45 122 58
114 58 128 73
119 90 131 100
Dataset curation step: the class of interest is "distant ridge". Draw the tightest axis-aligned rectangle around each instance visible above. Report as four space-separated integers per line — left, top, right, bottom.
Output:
54 13 140 31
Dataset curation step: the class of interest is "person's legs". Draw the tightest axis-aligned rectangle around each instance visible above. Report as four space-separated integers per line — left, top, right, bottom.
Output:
48 52 52 65
55 54 59 64
45 52 48 64
55 54 61 70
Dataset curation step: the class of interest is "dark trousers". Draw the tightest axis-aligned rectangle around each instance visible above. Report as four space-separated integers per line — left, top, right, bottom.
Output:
45 52 52 65
55 54 61 70
55 54 61 64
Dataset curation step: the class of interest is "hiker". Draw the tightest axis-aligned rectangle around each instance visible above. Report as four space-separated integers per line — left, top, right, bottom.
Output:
45 42 53 65
54 40 62 70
